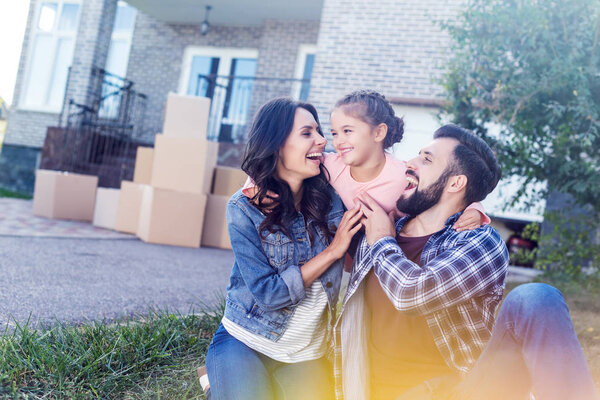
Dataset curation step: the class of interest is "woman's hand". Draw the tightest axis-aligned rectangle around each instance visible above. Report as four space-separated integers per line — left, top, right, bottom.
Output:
300 206 363 286
326 206 364 260
453 208 484 232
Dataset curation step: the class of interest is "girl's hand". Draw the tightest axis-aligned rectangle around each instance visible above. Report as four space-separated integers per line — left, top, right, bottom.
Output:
357 193 396 246
326 206 364 260
453 209 484 232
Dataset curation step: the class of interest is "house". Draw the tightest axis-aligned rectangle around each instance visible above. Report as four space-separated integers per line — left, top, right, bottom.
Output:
0 97 7 137
0 0 543 229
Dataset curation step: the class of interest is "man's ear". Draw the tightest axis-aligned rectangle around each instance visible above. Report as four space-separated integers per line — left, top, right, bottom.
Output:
373 123 388 143
447 174 467 193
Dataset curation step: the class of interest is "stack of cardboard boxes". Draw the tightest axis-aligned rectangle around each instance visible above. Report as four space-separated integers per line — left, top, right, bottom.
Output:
31 92 249 250
201 166 248 250
113 93 217 248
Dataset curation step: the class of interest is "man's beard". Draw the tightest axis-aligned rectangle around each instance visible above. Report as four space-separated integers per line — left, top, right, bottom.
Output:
396 170 452 216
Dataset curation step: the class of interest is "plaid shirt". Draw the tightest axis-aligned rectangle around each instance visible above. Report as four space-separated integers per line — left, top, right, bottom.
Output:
332 213 509 399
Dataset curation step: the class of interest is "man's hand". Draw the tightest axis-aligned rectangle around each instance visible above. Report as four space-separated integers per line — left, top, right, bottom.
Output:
453 208 483 232
357 192 396 246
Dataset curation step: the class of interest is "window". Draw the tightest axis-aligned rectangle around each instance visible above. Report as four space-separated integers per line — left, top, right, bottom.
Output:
21 1 80 112
100 1 137 118
293 45 317 101
104 1 136 77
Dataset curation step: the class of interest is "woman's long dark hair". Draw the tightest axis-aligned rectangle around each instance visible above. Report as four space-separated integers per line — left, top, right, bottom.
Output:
241 97 333 243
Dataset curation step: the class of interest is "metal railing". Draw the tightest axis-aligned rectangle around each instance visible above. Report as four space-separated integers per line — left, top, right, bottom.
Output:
44 67 150 187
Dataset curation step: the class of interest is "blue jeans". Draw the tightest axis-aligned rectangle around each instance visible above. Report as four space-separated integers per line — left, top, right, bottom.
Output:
450 283 599 400
206 323 334 400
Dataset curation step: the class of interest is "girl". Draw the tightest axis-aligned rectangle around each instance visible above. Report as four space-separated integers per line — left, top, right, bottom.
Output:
325 90 487 228
204 98 363 400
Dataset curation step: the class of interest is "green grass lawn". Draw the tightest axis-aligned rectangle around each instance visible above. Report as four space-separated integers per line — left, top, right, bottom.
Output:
0 283 597 398
0 187 32 199
0 307 222 399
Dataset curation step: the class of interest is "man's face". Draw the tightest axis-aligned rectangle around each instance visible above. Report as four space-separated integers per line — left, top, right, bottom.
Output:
396 138 459 216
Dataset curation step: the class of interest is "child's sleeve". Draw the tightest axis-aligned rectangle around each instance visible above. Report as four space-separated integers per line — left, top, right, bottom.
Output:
241 177 257 198
322 152 343 183
465 202 491 225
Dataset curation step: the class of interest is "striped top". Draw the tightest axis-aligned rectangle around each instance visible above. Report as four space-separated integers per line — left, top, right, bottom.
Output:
222 280 330 363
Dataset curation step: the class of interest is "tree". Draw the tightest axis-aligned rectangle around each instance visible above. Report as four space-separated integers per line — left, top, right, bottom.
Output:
441 0 600 213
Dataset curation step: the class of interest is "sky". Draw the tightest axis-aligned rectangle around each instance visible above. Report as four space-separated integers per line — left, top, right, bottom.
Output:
0 0 31 106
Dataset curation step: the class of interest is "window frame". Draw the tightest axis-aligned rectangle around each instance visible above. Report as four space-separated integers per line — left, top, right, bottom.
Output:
177 46 259 96
292 44 317 100
19 0 82 114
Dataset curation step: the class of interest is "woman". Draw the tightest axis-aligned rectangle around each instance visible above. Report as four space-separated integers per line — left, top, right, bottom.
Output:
205 98 363 400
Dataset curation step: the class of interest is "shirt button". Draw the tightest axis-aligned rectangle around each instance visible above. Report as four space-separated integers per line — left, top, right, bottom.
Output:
325 281 333 288
329 223 337 232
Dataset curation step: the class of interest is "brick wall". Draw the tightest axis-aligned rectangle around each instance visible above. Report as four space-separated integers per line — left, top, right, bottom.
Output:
256 19 319 79
126 12 319 141
3 111 60 147
309 0 463 126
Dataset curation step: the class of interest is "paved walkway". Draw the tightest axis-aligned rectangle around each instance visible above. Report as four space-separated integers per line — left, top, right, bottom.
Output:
0 198 233 329
0 198 134 239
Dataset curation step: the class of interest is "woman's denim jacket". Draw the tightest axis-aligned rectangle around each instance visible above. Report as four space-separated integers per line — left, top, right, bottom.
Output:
223 187 345 341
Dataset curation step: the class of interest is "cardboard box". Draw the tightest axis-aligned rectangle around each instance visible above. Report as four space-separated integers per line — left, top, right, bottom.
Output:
137 186 207 248
115 181 146 234
32 169 98 221
162 93 211 139
133 146 154 184
212 166 248 197
151 134 218 194
93 188 120 229
201 194 231 249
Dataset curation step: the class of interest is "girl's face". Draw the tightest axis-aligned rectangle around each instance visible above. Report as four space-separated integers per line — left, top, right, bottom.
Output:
330 107 383 167
277 107 327 185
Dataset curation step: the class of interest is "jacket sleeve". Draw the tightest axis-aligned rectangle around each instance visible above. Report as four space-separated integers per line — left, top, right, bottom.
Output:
369 227 508 316
226 201 306 311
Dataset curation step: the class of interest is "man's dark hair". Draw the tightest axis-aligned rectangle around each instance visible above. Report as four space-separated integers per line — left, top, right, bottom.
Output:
433 124 502 206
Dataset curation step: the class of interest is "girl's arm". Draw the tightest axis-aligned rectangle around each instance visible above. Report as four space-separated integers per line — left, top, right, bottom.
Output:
453 202 491 232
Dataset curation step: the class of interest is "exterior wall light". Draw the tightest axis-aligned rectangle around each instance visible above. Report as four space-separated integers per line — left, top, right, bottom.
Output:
201 5 212 36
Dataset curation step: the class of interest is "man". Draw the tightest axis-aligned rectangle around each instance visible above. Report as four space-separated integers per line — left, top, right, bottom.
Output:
333 124 598 400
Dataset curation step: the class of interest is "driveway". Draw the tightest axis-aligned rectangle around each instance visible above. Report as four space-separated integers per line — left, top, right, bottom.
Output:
0 198 234 329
